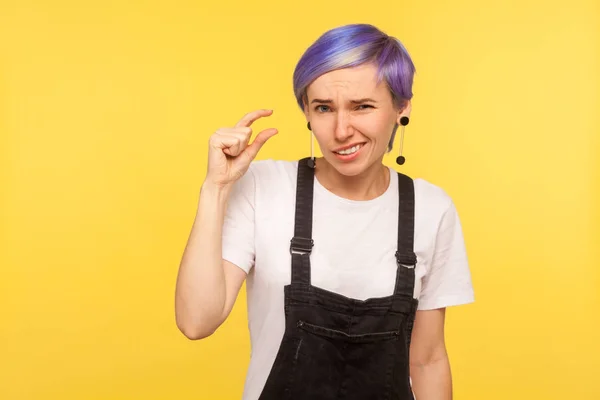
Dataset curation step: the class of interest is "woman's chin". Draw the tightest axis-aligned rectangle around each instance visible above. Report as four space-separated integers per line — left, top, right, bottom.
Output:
320 154 370 177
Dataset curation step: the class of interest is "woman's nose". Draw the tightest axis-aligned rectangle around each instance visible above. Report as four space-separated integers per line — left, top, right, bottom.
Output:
333 114 353 142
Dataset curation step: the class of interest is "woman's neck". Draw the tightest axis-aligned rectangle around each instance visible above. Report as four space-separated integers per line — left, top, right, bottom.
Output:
314 157 390 201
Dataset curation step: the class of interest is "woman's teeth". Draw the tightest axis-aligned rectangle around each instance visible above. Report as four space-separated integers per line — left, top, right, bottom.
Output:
336 144 361 155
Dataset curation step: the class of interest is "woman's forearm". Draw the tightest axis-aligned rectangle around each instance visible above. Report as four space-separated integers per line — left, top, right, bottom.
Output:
410 355 453 399
175 182 232 339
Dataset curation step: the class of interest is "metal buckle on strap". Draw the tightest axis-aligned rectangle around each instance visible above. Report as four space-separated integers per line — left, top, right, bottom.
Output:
290 237 314 255
395 251 417 268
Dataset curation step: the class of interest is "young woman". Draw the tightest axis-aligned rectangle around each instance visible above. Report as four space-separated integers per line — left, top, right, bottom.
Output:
175 23 474 400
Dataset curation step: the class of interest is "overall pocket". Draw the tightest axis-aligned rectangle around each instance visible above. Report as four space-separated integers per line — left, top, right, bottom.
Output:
288 320 408 400
296 320 401 344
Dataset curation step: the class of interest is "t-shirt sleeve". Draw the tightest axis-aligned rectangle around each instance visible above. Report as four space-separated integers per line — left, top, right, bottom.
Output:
417 200 475 310
221 166 256 274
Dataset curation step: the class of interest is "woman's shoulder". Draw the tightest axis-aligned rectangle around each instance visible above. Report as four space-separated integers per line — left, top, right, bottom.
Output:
403 176 463 247
226 159 299 215
247 158 299 185
410 176 456 218
231 159 299 202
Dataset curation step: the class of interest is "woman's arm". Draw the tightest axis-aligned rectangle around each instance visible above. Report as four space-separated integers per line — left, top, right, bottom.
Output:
175 182 247 340
174 109 277 340
409 308 452 399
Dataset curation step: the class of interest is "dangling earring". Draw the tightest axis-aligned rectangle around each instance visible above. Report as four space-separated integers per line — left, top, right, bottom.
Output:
307 122 316 169
396 116 409 165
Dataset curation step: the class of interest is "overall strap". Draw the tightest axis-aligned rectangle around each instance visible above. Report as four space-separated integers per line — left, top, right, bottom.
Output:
393 172 417 297
290 157 315 287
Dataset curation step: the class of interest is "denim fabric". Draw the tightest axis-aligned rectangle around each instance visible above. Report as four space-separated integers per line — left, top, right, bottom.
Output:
258 158 418 400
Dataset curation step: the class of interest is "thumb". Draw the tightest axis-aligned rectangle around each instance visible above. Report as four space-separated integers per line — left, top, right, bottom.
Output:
244 128 278 160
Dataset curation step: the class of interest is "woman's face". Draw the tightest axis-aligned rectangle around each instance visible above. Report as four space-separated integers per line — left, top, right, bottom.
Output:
304 62 409 177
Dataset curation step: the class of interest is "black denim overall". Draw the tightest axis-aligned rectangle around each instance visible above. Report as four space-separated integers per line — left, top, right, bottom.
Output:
258 157 419 400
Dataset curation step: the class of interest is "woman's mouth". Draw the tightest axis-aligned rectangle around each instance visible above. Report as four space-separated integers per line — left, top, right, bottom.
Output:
333 143 365 161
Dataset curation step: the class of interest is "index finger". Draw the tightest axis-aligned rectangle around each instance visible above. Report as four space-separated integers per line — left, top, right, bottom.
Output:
234 109 273 128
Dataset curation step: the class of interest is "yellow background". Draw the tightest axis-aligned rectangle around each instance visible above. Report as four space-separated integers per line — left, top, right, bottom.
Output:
1 0 598 399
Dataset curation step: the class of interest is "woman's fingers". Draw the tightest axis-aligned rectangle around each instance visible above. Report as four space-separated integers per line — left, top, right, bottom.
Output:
234 109 273 128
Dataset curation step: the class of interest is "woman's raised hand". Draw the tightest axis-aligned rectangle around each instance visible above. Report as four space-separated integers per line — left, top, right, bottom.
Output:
206 109 278 187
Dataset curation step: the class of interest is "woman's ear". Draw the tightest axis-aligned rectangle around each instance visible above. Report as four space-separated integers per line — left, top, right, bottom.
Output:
397 100 412 125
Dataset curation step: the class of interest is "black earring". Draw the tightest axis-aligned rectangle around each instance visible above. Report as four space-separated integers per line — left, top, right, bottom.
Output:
396 116 410 165
306 122 315 168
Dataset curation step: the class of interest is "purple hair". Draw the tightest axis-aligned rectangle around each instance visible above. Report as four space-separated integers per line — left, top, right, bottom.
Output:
292 24 416 151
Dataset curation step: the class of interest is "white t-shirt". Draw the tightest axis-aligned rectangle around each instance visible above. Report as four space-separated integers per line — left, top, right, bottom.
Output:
222 159 474 400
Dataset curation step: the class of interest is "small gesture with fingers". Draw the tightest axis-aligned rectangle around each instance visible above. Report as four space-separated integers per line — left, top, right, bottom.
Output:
207 109 278 187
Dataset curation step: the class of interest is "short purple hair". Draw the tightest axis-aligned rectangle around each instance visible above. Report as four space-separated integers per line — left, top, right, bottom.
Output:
292 24 416 151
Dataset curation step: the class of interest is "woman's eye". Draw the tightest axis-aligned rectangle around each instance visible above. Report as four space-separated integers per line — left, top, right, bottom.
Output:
315 105 330 112
357 104 373 110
